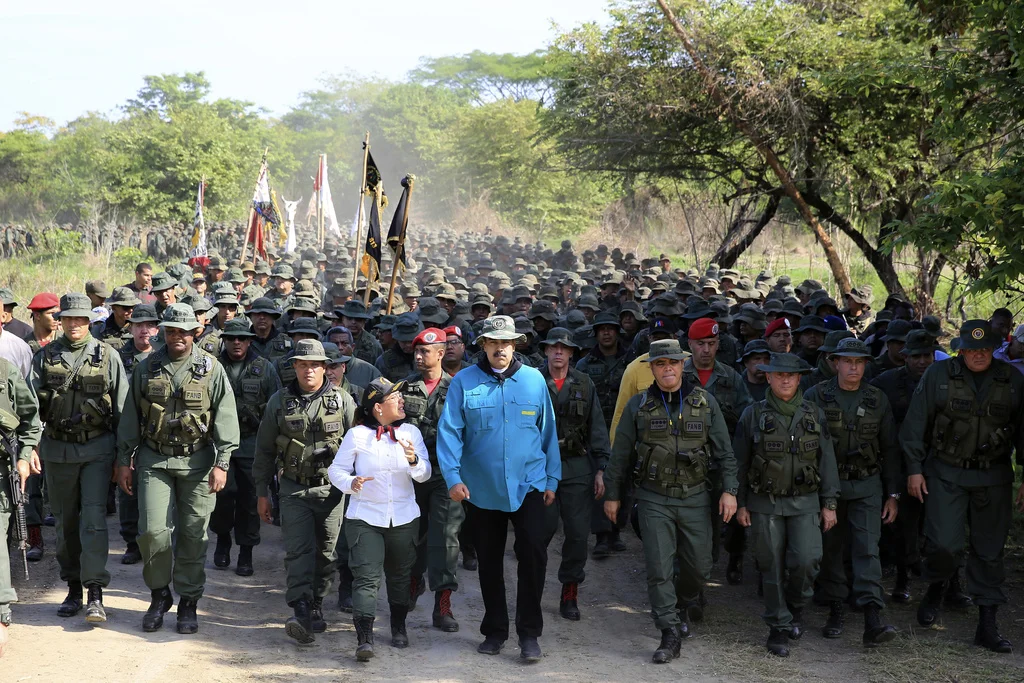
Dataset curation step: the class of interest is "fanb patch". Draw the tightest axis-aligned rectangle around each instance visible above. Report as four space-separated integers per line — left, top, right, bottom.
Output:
286 419 305 432
951 398 973 413
804 439 819 452
685 421 704 434
765 440 784 452
324 421 341 433
183 390 203 402
650 418 668 431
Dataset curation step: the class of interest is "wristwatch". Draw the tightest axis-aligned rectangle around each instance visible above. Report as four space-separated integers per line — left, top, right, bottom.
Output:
0 608 12 626
409 455 419 466
824 499 838 511
889 493 901 501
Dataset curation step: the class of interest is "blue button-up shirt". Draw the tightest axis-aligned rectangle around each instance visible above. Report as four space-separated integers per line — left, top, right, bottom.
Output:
437 362 561 512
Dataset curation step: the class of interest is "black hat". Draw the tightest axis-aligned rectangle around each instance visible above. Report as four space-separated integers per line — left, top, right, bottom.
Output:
958 319 999 350
756 352 812 374
538 327 580 350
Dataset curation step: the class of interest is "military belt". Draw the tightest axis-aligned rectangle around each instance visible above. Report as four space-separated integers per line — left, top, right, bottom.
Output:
144 438 208 457
44 427 106 444
282 473 330 488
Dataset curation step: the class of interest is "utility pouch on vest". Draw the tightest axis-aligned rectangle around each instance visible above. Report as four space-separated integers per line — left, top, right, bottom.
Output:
145 401 166 437
80 398 108 427
178 412 207 440
794 464 821 494
763 458 784 492
0 408 19 432
45 393 66 423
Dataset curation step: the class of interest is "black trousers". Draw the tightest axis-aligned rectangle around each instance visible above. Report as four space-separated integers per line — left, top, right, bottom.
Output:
468 491 556 641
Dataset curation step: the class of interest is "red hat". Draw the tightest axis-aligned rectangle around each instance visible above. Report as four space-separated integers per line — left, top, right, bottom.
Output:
27 292 60 311
688 317 719 340
764 317 791 338
413 328 447 346
443 325 462 340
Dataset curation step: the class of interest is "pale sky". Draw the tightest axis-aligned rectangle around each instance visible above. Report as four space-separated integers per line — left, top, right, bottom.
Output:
1 0 612 131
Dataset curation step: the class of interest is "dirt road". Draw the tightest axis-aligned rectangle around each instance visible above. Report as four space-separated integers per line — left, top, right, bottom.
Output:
5 517 1024 682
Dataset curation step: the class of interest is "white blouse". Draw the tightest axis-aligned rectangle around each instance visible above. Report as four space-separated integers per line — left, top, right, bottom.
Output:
328 423 432 528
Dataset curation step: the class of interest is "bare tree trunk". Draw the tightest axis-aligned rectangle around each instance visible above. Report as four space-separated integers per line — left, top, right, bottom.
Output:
712 191 782 268
655 0 852 294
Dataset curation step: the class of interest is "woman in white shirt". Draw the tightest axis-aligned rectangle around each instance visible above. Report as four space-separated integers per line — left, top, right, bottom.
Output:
328 377 431 662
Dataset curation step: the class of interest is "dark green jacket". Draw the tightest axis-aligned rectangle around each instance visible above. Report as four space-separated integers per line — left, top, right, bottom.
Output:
541 366 611 481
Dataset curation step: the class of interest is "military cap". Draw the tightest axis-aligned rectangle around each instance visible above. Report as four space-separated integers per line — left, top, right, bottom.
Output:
376 314 398 332
682 298 714 320
573 324 596 350
564 309 587 331
287 318 321 337
191 271 207 284
55 293 94 319
649 316 679 336
757 352 812 374
207 256 229 271
476 315 522 342
0 288 16 306
901 329 941 356
213 291 239 307
514 316 535 337
818 329 855 354
762 299 784 314
392 312 424 343
958 319 999 350
830 338 872 358
794 315 829 334
846 286 873 305
337 299 373 320
272 264 296 281
776 275 793 287
182 294 213 314
416 297 448 325
619 301 647 323
158 303 201 330
796 279 824 294
577 294 601 311
316 252 328 263
128 303 160 324
85 280 110 298
470 293 495 312
249 297 282 317
286 298 318 316
643 339 690 362
298 261 318 280
323 342 352 366
108 286 142 307
764 318 792 338
224 267 245 284
241 261 256 274
740 339 772 361
150 272 177 292
592 311 621 330
735 305 767 331
537 326 578 349
527 300 558 322
883 319 913 342
718 269 740 284
921 315 947 339
782 300 806 317
413 328 447 346
509 284 533 302
701 278 721 294
602 271 625 287
291 339 330 362
221 317 256 338
434 283 458 302
255 261 272 276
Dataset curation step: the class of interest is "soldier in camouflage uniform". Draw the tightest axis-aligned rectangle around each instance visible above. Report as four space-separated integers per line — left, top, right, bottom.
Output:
539 328 610 621
116 303 240 635
212 317 281 577
31 294 129 624
90 287 140 351
842 287 874 337
274 319 322 386
253 339 355 644
377 313 421 382
805 338 900 647
267 265 297 313
249 297 292 364
338 300 383 365
116 303 161 565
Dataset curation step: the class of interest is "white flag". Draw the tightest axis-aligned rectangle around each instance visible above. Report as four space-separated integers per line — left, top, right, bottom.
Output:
349 200 361 237
286 217 297 253
317 157 341 237
189 180 207 260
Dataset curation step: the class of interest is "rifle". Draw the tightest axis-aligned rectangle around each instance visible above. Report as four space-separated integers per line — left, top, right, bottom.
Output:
3 432 29 580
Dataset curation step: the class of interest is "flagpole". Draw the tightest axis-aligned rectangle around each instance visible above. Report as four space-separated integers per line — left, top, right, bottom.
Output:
362 184 381 307
352 131 371 292
240 149 268 264
317 154 325 249
386 175 414 315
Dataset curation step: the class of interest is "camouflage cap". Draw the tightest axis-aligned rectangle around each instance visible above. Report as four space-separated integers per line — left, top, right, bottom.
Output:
337 299 372 320
272 264 296 281
829 337 873 358
85 280 110 298
182 293 213 314
108 286 141 307
527 300 558 322
901 329 940 356
643 339 690 362
477 315 523 342
740 339 772 361
150 272 177 292
226 267 247 284
292 339 330 362
0 288 16 306
818 329 855 354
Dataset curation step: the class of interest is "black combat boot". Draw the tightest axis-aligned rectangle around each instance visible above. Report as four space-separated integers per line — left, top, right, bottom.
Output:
176 597 199 634
285 599 315 644
726 553 743 585
213 535 231 569
559 583 580 621
337 565 354 613
766 627 790 657
57 581 83 617
975 605 1012 653
917 581 944 627
891 564 911 604
310 597 327 633
355 616 375 661
26 525 43 562
390 604 409 648
592 533 611 559
121 541 142 565
944 570 973 609
462 546 478 571
409 575 425 611
862 603 897 647
822 600 844 638
432 589 459 631
84 585 106 624
652 626 682 664
235 545 254 577
142 587 174 631
788 604 803 640
609 527 627 552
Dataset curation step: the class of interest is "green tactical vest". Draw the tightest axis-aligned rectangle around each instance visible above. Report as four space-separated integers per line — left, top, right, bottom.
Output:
701 366 742 434
275 385 351 485
226 352 273 436
631 385 712 499
400 374 450 462
749 401 824 496
819 380 884 480
198 329 223 357
276 351 297 386
930 358 1015 469
0 362 20 438
141 349 214 456
581 353 626 425
549 370 591 460
38 340 114 443
254 333 292 364
380 348 414 382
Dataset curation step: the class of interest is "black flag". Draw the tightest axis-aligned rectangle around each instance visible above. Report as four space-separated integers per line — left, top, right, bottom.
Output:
387 177 411 269
361 191 382 279
365 150 387 208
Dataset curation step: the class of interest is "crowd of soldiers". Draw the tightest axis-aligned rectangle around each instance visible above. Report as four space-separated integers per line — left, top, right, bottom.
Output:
1 222 1023 664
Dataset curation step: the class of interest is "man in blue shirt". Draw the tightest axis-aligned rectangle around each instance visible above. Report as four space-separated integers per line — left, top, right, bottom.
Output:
438 315 560 663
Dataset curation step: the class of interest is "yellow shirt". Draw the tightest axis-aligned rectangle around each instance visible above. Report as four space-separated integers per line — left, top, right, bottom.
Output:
609 353 653 446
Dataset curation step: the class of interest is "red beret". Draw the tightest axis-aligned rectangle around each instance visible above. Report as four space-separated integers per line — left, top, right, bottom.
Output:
764 317 791 338
413 328 447 346
443 325 462 340
688 317 719 340
28 292 60 311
